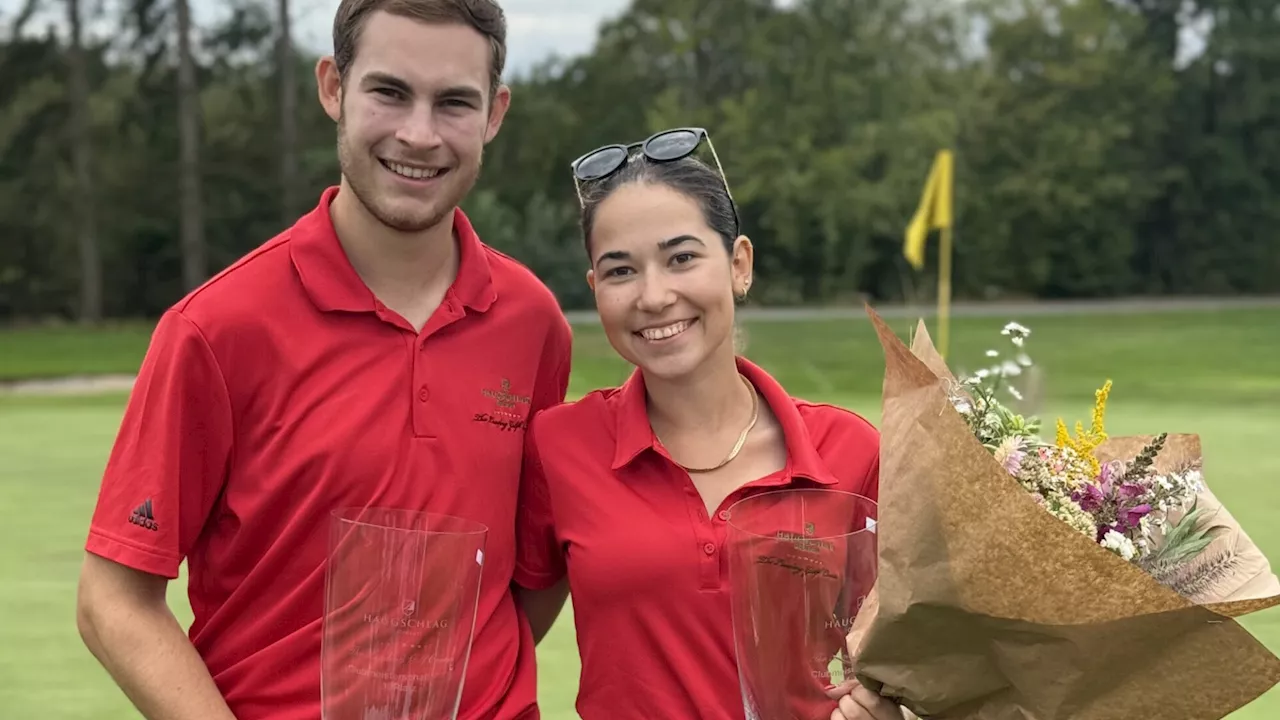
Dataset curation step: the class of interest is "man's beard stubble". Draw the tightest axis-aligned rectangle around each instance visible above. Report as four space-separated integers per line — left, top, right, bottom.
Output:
335 113 483 234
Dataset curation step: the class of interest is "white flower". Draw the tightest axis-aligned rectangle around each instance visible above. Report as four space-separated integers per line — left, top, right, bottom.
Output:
986 349 1000 358
1101 530 1137 561
1000 360 1024 377
1001 322 1031 348
1008 386 1024 401
1002 321 1031 337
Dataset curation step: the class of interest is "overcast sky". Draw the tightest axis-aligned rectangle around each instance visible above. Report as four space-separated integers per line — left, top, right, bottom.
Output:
2 0 632 74
290 0 632 72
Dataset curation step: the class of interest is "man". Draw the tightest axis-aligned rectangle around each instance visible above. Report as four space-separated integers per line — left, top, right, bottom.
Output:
74 2 571 718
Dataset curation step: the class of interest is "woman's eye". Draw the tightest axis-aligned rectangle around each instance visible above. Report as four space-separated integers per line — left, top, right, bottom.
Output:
604 267 633 278
672 252 696 264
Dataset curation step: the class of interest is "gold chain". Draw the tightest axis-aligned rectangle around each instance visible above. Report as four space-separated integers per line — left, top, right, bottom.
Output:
656 374 759 474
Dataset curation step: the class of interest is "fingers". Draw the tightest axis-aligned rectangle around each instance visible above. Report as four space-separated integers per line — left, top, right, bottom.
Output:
824 680 858 700
829 683 903 720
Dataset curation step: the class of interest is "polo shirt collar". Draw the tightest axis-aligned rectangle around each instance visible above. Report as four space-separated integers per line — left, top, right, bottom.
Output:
290 186 497 314
611 357 839 485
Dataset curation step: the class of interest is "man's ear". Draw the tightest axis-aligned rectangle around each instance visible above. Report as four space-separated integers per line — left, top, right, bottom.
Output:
316 56 342 122
484 84 512 144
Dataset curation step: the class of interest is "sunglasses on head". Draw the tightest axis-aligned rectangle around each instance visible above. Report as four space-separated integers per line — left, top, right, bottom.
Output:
569 127 741 235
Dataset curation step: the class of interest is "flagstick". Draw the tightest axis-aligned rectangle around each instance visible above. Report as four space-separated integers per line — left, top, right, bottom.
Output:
938 224 953 359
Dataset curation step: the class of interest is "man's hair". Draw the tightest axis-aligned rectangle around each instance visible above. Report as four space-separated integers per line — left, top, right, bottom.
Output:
332 0 507 95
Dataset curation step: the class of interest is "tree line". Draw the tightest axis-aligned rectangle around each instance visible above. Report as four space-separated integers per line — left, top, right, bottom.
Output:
3 0 1279 321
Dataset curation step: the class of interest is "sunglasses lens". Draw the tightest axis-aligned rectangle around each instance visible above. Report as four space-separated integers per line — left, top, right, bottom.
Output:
575 147 628 181
646 130 700 161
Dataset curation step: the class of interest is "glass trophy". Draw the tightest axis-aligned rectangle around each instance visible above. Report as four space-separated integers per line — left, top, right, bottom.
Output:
321 508 488 720
726 489 878 720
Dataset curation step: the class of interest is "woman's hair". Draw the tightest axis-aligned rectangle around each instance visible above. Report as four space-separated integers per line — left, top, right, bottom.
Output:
578 153 738 256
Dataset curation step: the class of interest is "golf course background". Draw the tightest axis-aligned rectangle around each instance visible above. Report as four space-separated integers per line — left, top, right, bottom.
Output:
2 302 1277 718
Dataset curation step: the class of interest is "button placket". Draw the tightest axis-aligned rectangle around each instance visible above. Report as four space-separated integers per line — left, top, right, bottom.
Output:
410 341 433 438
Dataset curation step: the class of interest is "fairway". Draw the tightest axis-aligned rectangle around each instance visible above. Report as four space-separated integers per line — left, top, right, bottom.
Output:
2 306 1278 718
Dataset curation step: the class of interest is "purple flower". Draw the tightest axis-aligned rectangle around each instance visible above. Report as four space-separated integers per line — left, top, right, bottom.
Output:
1074 483 1105 513
1117 483 1146 501
1121 504 1152 531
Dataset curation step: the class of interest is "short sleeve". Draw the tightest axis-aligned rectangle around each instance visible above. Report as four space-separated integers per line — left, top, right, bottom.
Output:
84 310 234 579
513 418 566 590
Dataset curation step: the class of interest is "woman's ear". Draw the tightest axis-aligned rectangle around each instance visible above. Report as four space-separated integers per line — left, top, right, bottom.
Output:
586 268 597 293
731 235 754 299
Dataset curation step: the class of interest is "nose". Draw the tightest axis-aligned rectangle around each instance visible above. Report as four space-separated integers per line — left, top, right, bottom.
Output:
394 102 443 149
635 270 676 313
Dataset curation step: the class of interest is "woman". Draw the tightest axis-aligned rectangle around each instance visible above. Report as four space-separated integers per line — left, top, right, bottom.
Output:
514 127 902 720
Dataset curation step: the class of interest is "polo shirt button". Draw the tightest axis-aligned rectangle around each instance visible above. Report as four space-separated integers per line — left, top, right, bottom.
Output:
717 510 729 521
703 542 715 555
418 385 430 402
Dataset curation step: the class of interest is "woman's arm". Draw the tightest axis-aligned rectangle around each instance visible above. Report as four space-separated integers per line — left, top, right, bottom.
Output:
514 576 570 644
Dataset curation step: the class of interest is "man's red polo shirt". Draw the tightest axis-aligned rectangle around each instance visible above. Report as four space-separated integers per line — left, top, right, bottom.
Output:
84 186 572 720
515 357 880 720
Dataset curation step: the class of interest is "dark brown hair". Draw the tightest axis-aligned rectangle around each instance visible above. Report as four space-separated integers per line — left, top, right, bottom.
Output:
579 154 739 257
332 0 507 96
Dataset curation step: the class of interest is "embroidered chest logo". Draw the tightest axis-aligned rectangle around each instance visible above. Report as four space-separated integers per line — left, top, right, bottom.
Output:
474 378 531 432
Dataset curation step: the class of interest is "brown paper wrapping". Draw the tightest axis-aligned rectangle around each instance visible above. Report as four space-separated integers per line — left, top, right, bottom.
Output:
847 307 1280 720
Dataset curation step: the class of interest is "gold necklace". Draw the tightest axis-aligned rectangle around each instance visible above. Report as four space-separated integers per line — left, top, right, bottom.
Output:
657 374 759 474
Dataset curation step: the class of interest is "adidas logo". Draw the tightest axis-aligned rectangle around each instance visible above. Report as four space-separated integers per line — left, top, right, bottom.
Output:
129 498 159 532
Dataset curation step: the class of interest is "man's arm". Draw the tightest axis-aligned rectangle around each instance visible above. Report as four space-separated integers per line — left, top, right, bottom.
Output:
77 309 235 718
76 553 237 720
514 576 569 644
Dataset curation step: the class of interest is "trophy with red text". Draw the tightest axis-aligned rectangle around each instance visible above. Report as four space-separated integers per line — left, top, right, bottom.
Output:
726 489 879 720
321 508 488 720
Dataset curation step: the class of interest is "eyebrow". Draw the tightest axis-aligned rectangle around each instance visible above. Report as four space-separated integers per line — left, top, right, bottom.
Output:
361 71 411 93
659 235 704 251
595 235 706 265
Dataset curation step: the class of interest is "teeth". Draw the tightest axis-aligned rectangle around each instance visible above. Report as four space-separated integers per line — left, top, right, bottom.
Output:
385 161 442 180
640 320 691 341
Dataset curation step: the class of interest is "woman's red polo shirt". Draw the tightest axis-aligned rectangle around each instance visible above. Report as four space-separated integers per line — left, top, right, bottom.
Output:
515 357 880 720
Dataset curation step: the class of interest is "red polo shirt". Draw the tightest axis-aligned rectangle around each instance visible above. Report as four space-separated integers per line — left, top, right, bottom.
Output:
515 357 880 720
84 186 572 720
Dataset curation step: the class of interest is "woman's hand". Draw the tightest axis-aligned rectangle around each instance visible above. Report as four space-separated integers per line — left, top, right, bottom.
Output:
825 680 909 720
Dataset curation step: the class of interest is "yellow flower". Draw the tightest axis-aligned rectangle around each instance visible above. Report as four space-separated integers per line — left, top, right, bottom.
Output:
1091 380 1112 440
1055 380 1113 480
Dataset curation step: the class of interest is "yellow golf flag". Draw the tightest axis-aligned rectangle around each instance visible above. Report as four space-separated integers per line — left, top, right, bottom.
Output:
903 150 954 270
903 149 956 358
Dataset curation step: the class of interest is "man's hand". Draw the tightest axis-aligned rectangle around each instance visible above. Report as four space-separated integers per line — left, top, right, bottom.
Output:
826 680 908 720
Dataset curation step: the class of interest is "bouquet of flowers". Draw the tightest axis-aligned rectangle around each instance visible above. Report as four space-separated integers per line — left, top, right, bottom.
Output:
847 307 1280 720
949 321 1226 593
